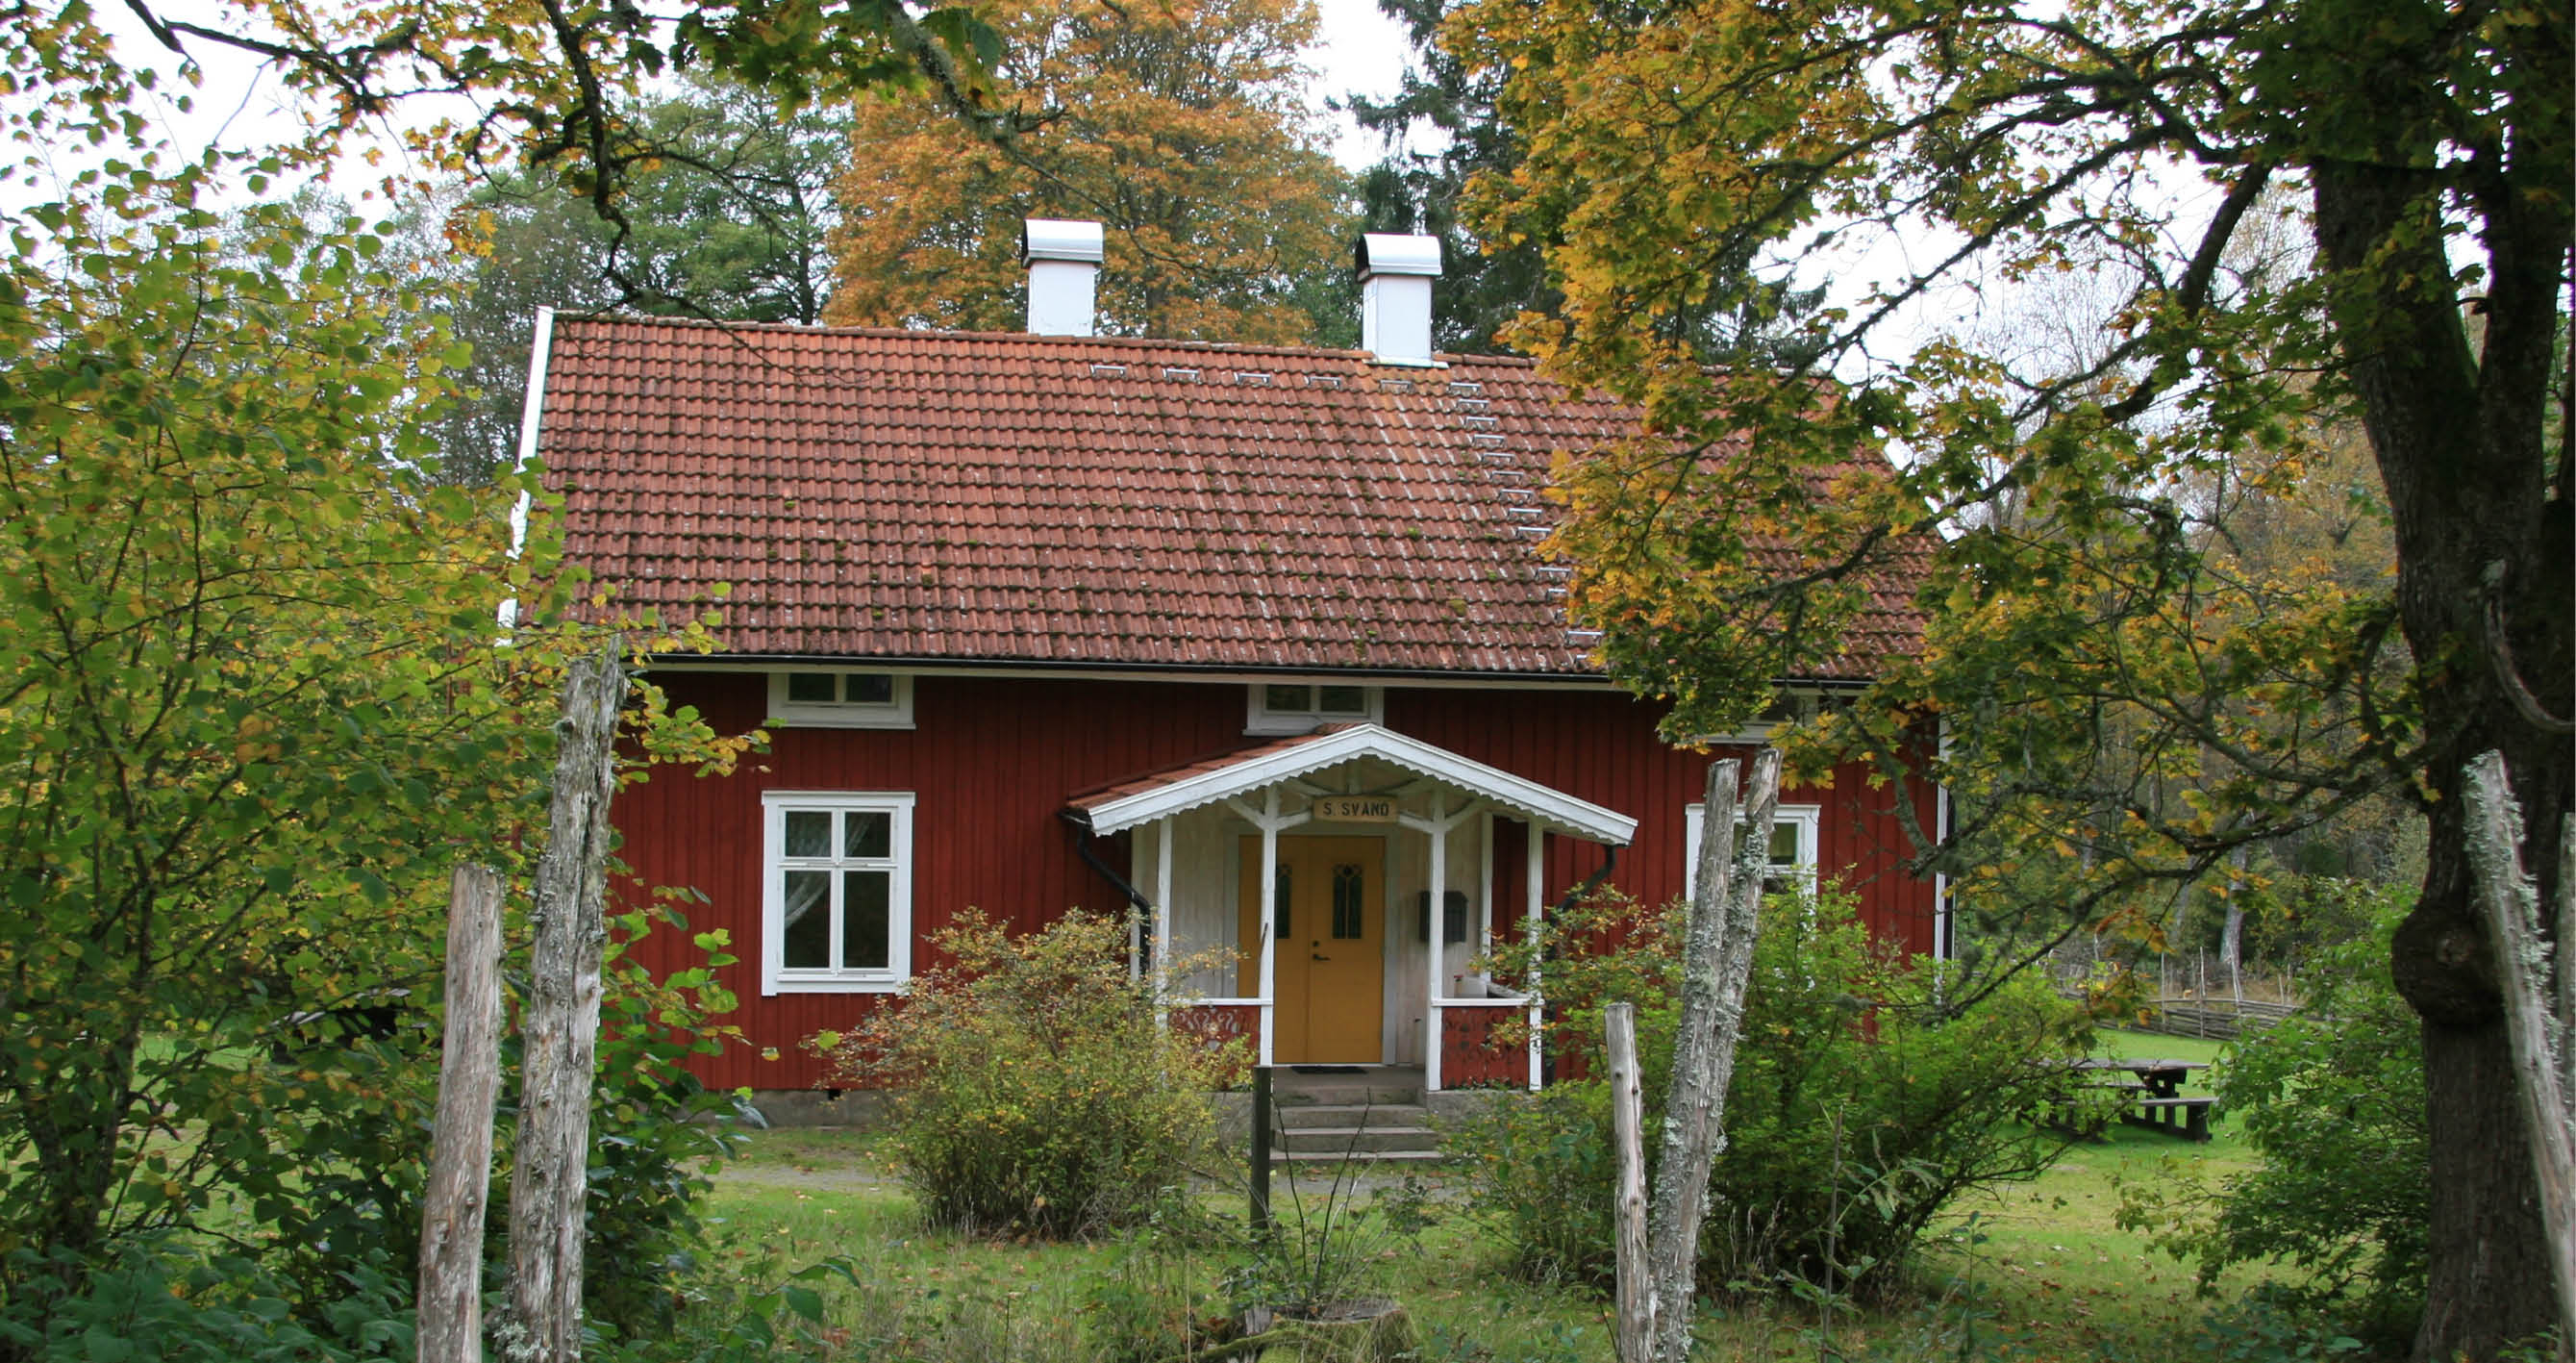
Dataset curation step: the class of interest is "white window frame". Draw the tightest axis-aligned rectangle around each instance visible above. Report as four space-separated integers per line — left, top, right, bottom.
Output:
766 670 915 729
761 791 915 994
1245 682 1384 735
1683 802 1821 900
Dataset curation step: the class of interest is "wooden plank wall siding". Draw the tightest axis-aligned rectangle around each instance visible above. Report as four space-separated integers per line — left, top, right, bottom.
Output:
613 670 1941 1092
1439 1007 1529 1089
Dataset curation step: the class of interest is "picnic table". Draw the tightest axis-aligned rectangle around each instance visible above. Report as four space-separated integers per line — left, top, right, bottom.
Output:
2062 1057 2217 1141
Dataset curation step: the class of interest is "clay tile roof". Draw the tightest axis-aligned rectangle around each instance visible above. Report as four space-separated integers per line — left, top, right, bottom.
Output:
1063 726 1354 817
536 316 1927 679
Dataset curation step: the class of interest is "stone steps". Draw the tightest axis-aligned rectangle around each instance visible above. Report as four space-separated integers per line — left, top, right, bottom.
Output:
1263 1075 1443 1162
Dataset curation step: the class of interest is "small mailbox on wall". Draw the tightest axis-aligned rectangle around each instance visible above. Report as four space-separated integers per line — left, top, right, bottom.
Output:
1414 889 1469 944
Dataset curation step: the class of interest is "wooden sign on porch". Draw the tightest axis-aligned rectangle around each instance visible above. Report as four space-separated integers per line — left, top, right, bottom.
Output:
1311 795 1398 822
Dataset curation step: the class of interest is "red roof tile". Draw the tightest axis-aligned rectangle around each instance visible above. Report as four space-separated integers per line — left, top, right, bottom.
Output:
537 317 1926 679
1063 726 1356 818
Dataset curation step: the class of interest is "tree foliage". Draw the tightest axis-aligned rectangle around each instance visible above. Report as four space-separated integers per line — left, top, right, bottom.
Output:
0 6 759 1333
2121 884 2429 1351
1352 0 1824 362
826 0 1353 344
1453 887 2091 1298
1446 0 2567 1350
110 0 1005 308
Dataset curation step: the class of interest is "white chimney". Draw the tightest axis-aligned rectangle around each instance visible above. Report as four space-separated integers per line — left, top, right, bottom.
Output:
1022 218 1105 337
1356 233 1442 366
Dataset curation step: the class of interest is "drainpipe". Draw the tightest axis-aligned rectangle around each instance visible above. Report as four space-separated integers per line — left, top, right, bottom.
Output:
1061 813 1154 971
1552 845 1621 915
1542 845 1620 1088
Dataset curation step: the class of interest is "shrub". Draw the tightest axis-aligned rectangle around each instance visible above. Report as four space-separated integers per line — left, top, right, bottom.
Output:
2121 882 2426 1350
1453 886 2091 1298
0 1240 413 1361
813 910 1243 1237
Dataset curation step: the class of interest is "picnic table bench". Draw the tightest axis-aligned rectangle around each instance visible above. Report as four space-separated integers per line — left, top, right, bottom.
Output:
2061 1058 2217 1142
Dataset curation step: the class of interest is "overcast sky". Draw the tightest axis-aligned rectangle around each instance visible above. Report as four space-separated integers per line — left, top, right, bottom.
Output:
1307 0 1420 167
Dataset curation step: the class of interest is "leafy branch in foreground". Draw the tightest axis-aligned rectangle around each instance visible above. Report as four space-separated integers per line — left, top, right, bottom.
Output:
1449 0 2566 1350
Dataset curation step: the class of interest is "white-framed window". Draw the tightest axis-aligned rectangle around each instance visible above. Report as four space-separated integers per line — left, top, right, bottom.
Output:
1683 802 1821 899
766 670 914 728
1245 682 1382 735
761 792 914 994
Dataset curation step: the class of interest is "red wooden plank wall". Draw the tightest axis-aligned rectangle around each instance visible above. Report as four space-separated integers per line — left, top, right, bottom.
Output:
614 670 1939 1091
1439 1006 1529 1089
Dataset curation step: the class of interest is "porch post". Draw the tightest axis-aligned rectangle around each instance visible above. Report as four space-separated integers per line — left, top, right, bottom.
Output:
1257 789 1280 1068
1527 822 1545 1092
1426 794 1448 1094
1128 825 1145 982
1153 814 1174 1021
1477 811 1495 968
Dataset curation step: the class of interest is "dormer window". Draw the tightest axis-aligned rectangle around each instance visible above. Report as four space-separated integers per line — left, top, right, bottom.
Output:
768 670 914 728
1247 683 1382 735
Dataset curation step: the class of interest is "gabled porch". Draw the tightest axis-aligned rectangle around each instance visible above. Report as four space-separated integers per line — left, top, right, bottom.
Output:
1064 723 1637 1092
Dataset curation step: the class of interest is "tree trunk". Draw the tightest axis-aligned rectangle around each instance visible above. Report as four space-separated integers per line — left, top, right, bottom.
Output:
418 864 504 1363
2223 851 2246 1007
504 645 627 1362
2312 153 2571 1360
1641 750 1781 1363
2459 754 2576 1355
1607 1002 1651 1363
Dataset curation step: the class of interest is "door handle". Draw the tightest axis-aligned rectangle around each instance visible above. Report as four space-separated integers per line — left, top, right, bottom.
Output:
1312 952 1331 962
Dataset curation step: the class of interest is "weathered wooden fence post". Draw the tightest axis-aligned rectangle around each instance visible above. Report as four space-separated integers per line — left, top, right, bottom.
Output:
1639 749 1781 1363
2459 751 2576 1354
505 644 627 1362
1607 1002 1651 1363
417 864 504 1363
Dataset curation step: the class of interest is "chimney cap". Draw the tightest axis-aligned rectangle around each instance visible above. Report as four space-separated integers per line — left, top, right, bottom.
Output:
1023 218 1106 265
1355 233 1441 280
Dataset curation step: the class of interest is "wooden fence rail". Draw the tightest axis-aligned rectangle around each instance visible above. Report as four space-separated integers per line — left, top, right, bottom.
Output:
2059 992 2300 1041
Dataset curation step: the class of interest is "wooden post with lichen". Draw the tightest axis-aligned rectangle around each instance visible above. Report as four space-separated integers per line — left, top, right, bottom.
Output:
2459 750 2576 1355
1640 750 1781 1362
417 864 503 1363
1608 1001 1652 1362
502 644 627 1362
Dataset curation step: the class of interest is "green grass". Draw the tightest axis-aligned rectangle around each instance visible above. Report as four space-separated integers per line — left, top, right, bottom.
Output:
688 1087 2323 1363
682 1028 2322 1362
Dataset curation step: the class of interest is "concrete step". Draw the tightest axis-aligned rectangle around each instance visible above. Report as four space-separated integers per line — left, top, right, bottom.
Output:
1276 1123 1439 1155
1276 1147 1449 1165
1269 1080 1425 1107
1271 1103 1429 1131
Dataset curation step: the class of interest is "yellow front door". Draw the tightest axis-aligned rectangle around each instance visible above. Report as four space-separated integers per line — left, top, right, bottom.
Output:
1238 836 1386 1064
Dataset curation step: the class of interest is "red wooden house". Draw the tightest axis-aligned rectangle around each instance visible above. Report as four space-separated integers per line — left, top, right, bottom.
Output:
529 224 1942 1105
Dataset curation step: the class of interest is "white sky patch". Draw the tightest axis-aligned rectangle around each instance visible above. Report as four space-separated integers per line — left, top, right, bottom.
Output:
1303 0 1419 170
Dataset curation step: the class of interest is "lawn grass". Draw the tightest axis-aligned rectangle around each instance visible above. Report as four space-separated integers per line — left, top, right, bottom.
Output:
685 1027 2337 1362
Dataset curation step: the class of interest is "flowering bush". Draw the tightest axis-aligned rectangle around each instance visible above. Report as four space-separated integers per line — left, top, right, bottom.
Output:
813 911 1242 1236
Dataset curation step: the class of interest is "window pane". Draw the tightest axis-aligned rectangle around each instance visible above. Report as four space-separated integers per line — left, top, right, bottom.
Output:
1769 820 1801 867
843 871 890 970
844 673 895 705
781 871 831 967
786 672 838 704
844 810 891 859
1317 686 1367 716
1263 684 1311 714
1331 864 1364 939
1274 864 1292 937
784 810 831 857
